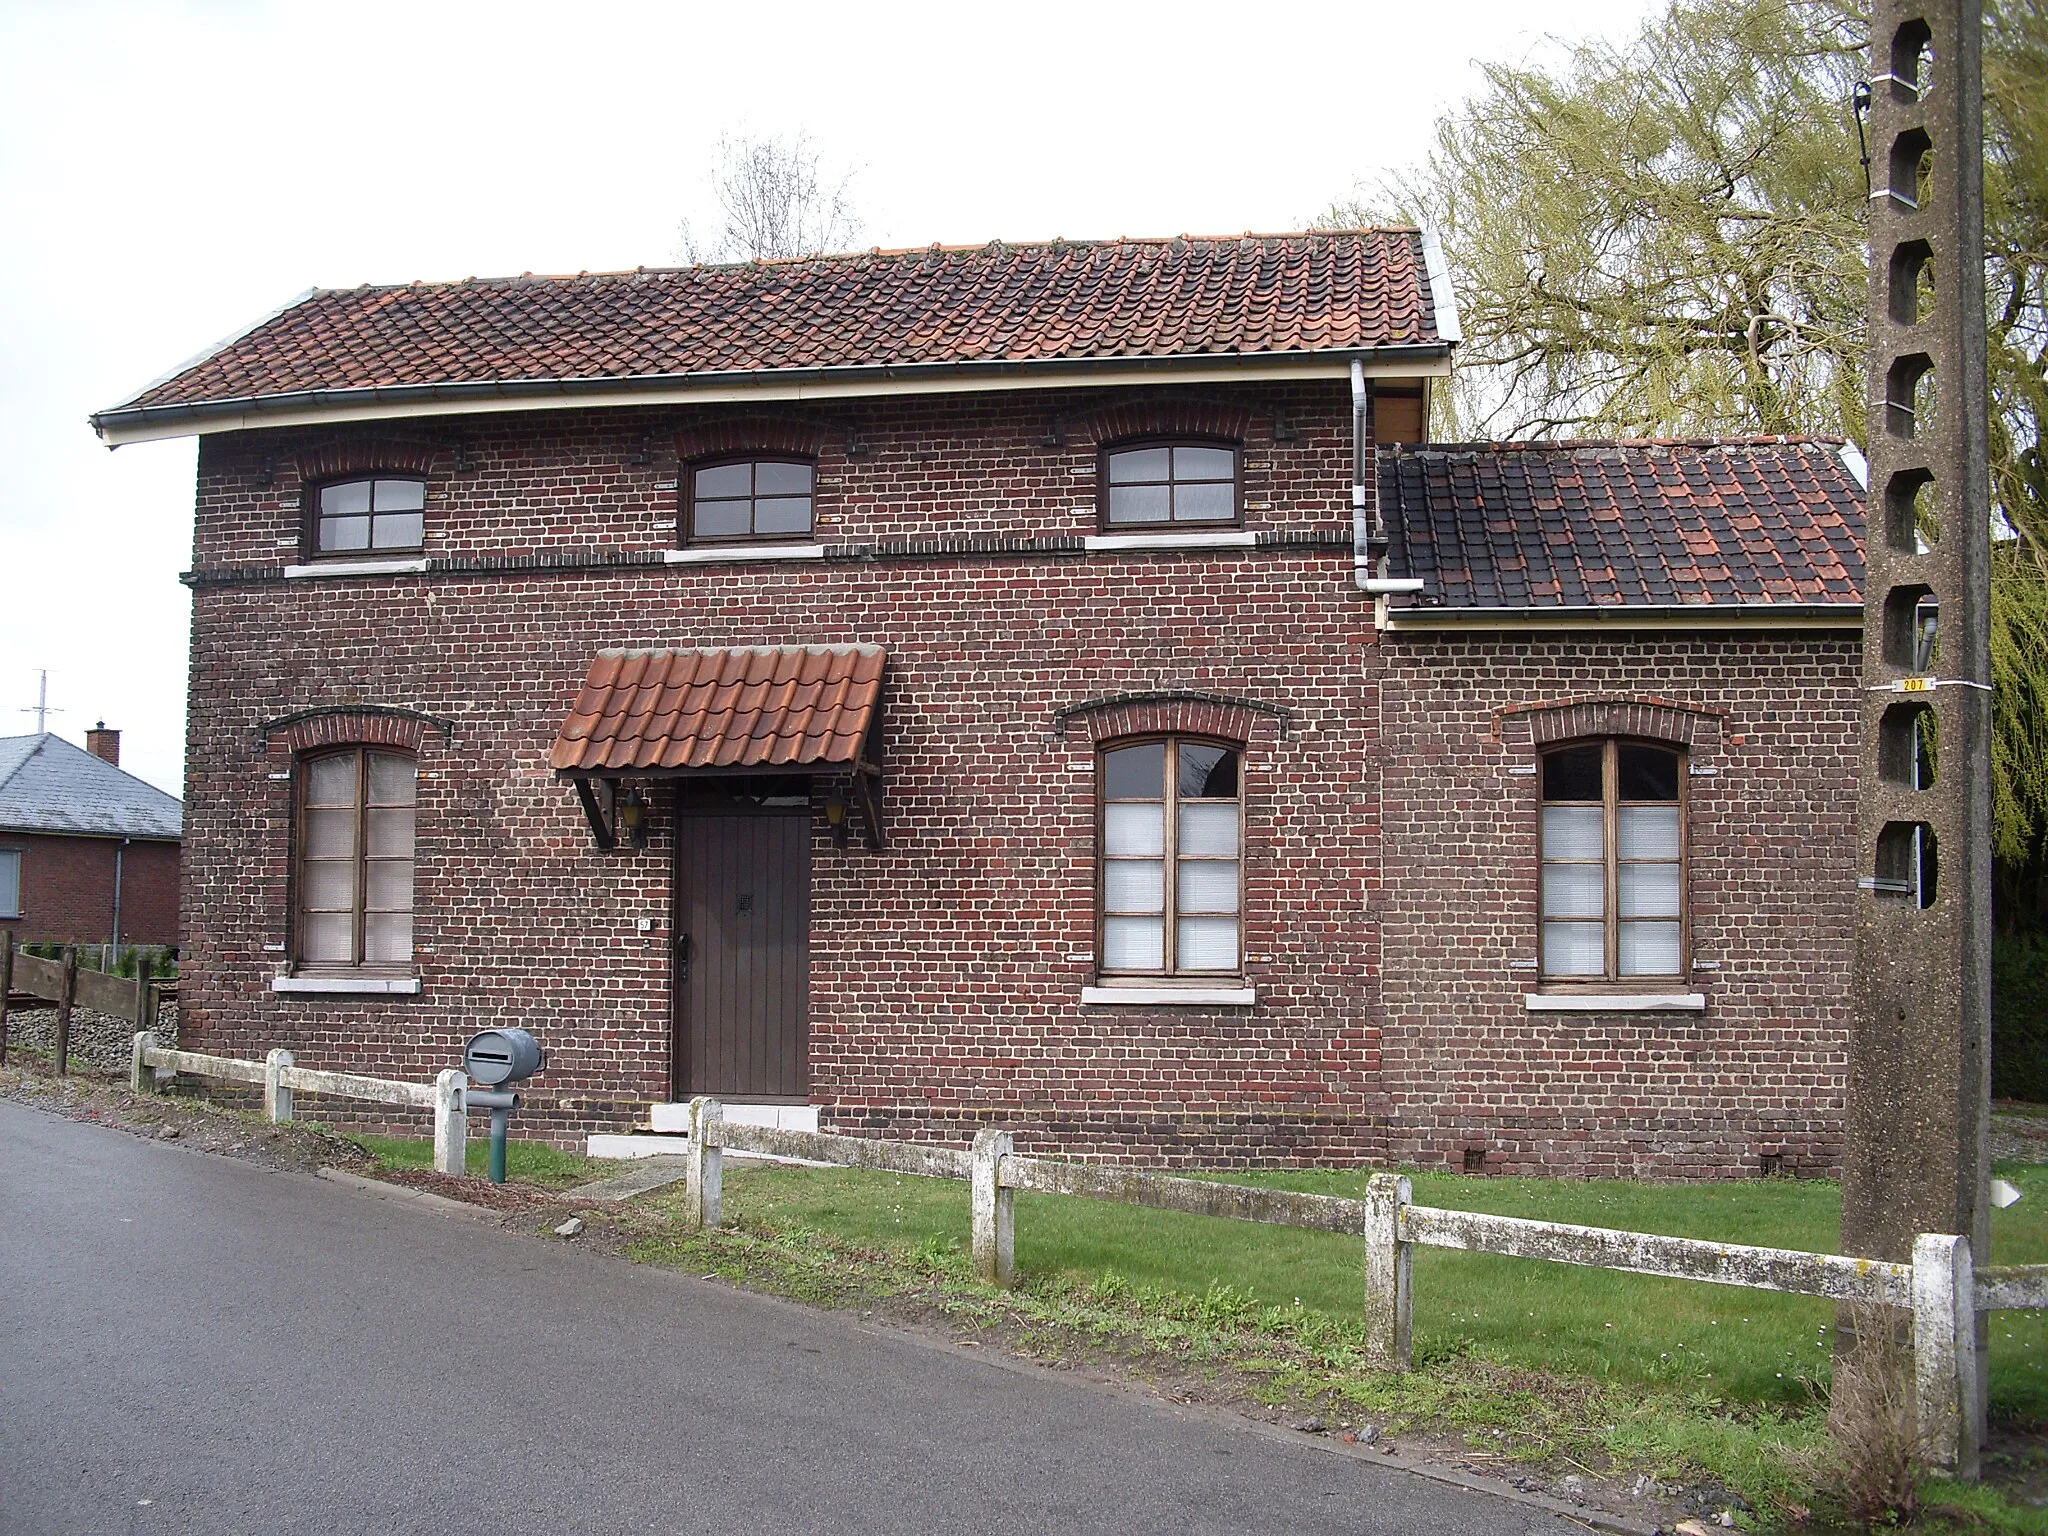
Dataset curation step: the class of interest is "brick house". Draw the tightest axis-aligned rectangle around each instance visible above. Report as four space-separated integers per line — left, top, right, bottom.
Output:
91 232 1866 1174
0 727 182 949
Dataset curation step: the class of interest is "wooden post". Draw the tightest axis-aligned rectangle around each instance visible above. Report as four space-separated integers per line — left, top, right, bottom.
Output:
0 929 12 1066
264 1049 295 1123
1365 1172 1414 1371
685 1096 724 1230
971 1128 1016 1288
54 945 77 1076
1913 1233 1983 1477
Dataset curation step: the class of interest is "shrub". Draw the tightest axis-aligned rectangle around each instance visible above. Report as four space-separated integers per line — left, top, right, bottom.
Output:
1994 934 2048 1102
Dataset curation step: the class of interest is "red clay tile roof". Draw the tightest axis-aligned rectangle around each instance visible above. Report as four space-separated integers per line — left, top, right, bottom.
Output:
550 645 884 775
1379 438 1866 611
111 232 1442 419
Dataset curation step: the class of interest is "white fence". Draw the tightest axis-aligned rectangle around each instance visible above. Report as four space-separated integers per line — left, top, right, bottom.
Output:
673 1097 2048 1479
128 1033 468 1175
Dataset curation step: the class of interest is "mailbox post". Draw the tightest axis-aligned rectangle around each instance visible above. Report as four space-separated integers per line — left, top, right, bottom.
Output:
463 1028 546 1184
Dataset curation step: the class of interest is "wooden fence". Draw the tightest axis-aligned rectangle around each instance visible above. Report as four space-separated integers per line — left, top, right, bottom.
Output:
674 1097 2046 1479
0 931 171 1074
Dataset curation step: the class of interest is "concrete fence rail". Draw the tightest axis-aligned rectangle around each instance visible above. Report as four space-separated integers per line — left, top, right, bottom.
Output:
671 1097 2048 1478
128 1033 468 1176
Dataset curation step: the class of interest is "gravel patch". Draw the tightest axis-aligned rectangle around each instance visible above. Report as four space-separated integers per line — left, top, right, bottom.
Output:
2 996 179 1076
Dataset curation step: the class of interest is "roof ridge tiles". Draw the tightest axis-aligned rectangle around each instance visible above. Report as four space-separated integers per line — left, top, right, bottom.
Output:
303 230 1421 297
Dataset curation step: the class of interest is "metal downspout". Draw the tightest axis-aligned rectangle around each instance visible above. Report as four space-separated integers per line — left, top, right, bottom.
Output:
1352 360 1373 589
111 838 127 969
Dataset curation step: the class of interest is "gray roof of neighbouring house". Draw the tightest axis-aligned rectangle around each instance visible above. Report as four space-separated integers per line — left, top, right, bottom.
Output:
0 734 183 841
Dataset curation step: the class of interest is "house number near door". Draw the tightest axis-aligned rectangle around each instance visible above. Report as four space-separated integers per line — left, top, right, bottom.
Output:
736 893 754 914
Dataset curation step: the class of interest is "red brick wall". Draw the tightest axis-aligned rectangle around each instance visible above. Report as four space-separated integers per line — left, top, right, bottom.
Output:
0 831 180 947
1376 631 1859 1179
180 384 1383 1163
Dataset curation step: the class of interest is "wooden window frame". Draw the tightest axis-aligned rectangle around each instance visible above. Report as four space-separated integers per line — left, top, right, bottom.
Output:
1096 436 1244 533
293 746 417 975
305 474 428 560
682 454 818 545
1537 738 1691 989
1096 734 1245 979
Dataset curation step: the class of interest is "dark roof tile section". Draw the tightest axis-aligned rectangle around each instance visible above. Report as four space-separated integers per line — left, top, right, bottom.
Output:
118 233 1438 413
1379 439 1866 610
550 645 884 775
0 733 183 840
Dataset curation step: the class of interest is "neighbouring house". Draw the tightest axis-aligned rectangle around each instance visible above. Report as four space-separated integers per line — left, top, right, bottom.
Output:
0 726 183 949
90 231 1866 1176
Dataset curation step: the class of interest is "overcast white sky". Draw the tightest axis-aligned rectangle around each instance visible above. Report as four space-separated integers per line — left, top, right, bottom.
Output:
0 0 1660 797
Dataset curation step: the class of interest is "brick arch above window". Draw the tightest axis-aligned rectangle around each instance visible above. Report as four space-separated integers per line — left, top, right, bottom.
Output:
673 416 829 463
293 437 441 485
260 705 453 758
1499 696 1725 754
1075 395 1255 449
1056 690 1291 747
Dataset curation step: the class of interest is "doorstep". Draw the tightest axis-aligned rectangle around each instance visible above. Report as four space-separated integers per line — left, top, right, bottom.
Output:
587 1101 826 1165
647 1101 820 1135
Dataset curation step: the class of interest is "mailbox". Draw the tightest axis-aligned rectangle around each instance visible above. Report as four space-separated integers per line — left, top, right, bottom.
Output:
464 1028 546 1087
462 1028 546 1185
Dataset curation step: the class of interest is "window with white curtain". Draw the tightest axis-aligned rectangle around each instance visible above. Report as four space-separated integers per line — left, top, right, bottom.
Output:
297 748 417 970
1539 741 1686 982
0 849 20 920
1100 738 1242 976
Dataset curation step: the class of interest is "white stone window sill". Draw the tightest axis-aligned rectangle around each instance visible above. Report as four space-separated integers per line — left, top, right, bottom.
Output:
1084 531 1257 552
664 543 826 564
272 975 422 995
283 558 429 579
1524 991 1705 1013
1083 985 1257 1006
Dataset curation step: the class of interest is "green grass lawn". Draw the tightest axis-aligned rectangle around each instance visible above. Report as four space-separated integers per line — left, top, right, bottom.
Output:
698 1157 2048 1420
347 1133 607 1189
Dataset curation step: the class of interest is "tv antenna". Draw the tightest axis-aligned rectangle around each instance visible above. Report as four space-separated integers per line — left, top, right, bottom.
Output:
19 670 63 733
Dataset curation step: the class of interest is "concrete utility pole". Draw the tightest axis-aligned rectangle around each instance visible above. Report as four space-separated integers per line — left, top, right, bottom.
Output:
1838 0 1995 1476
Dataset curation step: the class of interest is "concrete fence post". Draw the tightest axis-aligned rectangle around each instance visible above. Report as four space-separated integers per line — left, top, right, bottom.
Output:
971 1128 1016 1288
685 1096 724 1230
264 1049 295 1123
432 1070 468 1176
130 1032 159 1095
1365 1172 1414 1371
1912 1233 1983 1477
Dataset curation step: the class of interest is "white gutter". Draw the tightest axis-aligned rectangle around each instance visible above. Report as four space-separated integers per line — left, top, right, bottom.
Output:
92 348 1454 447
1379 602 1863 633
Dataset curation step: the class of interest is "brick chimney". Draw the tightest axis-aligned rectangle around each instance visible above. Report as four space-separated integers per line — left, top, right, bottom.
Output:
86 721 120 767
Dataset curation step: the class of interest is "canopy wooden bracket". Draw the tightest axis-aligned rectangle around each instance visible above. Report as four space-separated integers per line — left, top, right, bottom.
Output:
572 775 619 852
853 761 885 851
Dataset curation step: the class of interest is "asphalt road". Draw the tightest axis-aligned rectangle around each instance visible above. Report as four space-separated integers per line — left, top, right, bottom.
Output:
0 1102 1567 1535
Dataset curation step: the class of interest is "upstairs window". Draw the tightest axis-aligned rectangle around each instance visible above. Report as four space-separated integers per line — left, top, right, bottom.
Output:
298 748 417 970
687 457 815 542
1540 741 1686 982
1101 440 1240 529
314 477 426 555
0 848 19 920
1100 738 1242 975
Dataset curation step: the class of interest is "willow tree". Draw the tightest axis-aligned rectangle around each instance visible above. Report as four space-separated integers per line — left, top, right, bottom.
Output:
1326 0 2048 909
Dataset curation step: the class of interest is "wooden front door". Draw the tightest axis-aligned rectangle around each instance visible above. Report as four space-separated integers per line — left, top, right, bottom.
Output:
673 810 810 1099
